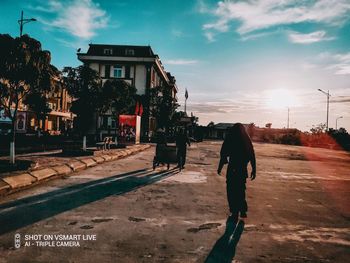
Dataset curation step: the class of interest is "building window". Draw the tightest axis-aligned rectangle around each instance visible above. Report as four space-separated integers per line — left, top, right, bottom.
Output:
114 65 123 78
105 65 111 78
125 49 135 56
111 119 116 129
48 102 56 110
104 49 113 55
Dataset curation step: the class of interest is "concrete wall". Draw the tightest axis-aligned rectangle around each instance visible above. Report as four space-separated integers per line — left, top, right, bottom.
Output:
130 66 135 79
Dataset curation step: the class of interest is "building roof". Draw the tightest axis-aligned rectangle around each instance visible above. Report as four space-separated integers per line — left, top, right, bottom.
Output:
212 123 252 130
81 44 156 58
214 123 235 130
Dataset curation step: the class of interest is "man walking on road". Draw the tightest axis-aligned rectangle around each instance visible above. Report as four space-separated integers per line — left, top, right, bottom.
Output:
176 129 191 169
218 123 256 221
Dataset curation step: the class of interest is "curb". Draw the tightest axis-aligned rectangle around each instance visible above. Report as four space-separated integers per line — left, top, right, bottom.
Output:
0 144 151 196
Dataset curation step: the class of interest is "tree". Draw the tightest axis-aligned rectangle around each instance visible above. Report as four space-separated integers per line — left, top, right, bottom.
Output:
310 123 326 134
0 34 57 163
172 110 187 124
98 79 137 137
100 79 137 118
23 92 51 132
63 65 101 139
207 121 215 127
149 85 179 131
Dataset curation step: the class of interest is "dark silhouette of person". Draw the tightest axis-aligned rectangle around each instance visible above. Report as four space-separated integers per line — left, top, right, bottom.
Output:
175 129 191 168
155 129 167 157
153 129 168 169
217 123 256 221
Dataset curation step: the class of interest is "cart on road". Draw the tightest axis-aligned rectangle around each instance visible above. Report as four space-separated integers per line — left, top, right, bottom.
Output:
153 144 182 170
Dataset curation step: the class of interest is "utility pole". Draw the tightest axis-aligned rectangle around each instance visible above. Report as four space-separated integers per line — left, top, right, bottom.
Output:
287 107 290 129
18 10 36 37
318 89 331 131
336 116 343 130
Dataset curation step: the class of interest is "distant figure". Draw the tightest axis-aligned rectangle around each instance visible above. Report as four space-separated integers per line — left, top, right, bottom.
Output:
155 129 167 153
217 123 256 221
176 129 191 168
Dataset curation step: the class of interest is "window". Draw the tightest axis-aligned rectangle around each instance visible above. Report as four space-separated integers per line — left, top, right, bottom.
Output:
103 49 113 55
113 65 123 78
104 65 111 78
48 102 56 110
111 119 116 129
125 49 135 56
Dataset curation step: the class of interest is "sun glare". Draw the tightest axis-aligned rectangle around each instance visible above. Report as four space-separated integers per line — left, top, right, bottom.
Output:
264 89 299 109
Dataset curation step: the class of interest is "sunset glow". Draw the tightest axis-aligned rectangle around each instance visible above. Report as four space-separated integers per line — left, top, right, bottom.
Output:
264 89 300 109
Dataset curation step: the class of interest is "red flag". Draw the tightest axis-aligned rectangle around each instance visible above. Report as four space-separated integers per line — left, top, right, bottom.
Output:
139 103 143 116
135 101 139 115
185 89 188 100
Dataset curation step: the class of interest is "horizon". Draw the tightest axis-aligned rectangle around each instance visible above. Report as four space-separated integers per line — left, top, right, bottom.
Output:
1 0 349 132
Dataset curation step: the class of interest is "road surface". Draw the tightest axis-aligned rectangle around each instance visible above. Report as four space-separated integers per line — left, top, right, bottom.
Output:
0 141 349 262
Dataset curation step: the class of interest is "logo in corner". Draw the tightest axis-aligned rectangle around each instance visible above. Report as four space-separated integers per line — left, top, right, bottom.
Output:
14 233 21 249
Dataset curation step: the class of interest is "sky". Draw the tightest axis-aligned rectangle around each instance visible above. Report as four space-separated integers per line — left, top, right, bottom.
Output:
0 0 349 131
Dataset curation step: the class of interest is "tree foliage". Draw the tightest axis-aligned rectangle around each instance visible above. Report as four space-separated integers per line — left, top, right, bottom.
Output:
63 65 101 134
100 79 137 116
310 123 326 134
0 34 58 142
149 85 178 129
23 92 52 127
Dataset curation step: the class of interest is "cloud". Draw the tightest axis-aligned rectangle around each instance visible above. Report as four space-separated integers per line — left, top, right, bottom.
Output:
204 31 216 42
288 30 335 44
201 0 350 37
187 97 266 114
319 52 350 75
37 0 109 39
164 59 199 65
331 97 350 103
196 0 211 14
240 30 279 41
188 102 238 114
171 29 184 38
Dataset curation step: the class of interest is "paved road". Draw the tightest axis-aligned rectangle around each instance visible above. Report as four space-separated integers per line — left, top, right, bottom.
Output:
0 141 349 262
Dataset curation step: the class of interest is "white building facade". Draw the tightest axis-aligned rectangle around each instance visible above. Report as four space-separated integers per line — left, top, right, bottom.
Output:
77 44 178 139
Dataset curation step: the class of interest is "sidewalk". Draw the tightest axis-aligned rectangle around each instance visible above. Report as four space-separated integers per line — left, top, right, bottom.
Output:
0 144 151 196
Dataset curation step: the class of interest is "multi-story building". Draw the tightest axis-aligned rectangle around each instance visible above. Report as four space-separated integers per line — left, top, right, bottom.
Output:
43 79 74 135
77 44 178 138
0 79 74 136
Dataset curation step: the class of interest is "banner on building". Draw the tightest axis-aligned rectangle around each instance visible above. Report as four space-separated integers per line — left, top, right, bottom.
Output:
16 112 27 133
0 110 27 134
118 115 141 144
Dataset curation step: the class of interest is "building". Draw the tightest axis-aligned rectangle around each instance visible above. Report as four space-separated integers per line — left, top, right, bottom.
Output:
0 79 74 136
77 44 178 138
204 122 252 139
42 79 74 135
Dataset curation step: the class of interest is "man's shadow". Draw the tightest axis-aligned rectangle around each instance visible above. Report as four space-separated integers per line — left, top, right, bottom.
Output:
205 217 245 263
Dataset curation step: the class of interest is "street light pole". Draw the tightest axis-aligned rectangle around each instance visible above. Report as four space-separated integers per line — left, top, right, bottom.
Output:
336 116 343 130
18 10 37 37
318 89 331 131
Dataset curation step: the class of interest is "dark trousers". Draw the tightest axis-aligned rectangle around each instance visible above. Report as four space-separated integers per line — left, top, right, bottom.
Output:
226 172 247 215
177 147 187 167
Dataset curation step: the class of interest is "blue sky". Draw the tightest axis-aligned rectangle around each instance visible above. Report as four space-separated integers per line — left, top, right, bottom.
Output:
1 0 349 131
